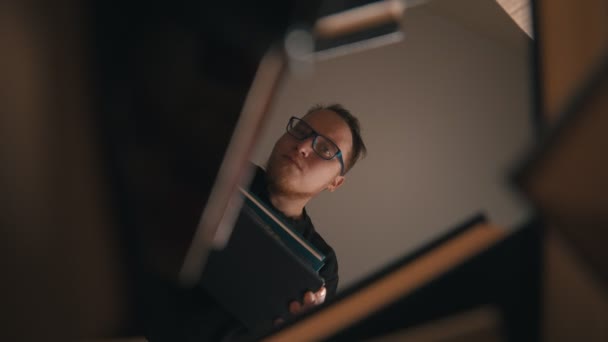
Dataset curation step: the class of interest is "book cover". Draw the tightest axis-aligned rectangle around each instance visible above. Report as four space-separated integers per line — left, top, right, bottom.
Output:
199 188 326 333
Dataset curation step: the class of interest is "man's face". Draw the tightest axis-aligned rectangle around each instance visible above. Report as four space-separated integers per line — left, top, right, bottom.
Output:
266 109 353 198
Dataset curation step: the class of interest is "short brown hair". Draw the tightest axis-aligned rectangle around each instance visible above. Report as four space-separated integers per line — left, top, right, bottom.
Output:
306 104 367 173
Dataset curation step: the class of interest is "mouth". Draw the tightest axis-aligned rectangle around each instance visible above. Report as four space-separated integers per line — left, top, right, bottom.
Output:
283 155 303 171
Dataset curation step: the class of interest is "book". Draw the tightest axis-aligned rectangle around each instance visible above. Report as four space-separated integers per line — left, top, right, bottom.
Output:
198 187 326 333
254 214 542 341
238 187 326 272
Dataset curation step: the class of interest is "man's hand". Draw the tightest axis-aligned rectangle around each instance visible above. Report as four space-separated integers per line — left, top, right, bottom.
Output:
289 286 327 315
274 286 327 326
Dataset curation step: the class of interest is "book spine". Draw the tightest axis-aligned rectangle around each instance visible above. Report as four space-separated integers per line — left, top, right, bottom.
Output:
247 200 326 271
244 205 324 272
239 188 326 271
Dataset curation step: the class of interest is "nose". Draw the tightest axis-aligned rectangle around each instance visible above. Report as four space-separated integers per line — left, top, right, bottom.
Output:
296 136 314 157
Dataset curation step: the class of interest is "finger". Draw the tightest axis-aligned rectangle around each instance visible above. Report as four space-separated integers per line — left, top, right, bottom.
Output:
289 300 301 315
303 291 316 306
315 286 327 304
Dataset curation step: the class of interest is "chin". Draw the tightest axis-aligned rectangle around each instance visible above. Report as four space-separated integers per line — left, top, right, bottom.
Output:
269 177 314 199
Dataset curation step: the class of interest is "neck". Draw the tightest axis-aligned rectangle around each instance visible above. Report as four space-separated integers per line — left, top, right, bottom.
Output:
268 191 311 220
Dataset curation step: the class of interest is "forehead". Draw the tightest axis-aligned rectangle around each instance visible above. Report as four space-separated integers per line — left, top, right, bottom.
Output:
302 109 353 154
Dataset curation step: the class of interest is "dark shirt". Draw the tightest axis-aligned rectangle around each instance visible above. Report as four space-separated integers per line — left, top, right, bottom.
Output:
248 164 339 297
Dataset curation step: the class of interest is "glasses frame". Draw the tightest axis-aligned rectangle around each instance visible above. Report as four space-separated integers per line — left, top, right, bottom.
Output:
286 116 345 176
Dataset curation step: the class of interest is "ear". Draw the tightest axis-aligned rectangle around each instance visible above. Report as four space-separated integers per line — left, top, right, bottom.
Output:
327 175 345 192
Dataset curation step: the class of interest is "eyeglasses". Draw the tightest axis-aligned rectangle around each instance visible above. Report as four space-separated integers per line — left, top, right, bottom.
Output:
286 116 345 175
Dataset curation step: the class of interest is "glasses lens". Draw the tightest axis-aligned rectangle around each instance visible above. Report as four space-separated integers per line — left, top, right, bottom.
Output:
313 136 339 159
288 117 312 139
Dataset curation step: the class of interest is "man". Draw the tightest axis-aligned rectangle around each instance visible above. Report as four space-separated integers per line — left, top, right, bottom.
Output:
249 103 367 322
146 104 366 341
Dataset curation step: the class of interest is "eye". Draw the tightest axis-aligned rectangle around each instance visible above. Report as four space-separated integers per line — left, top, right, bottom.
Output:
316 142 334 158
